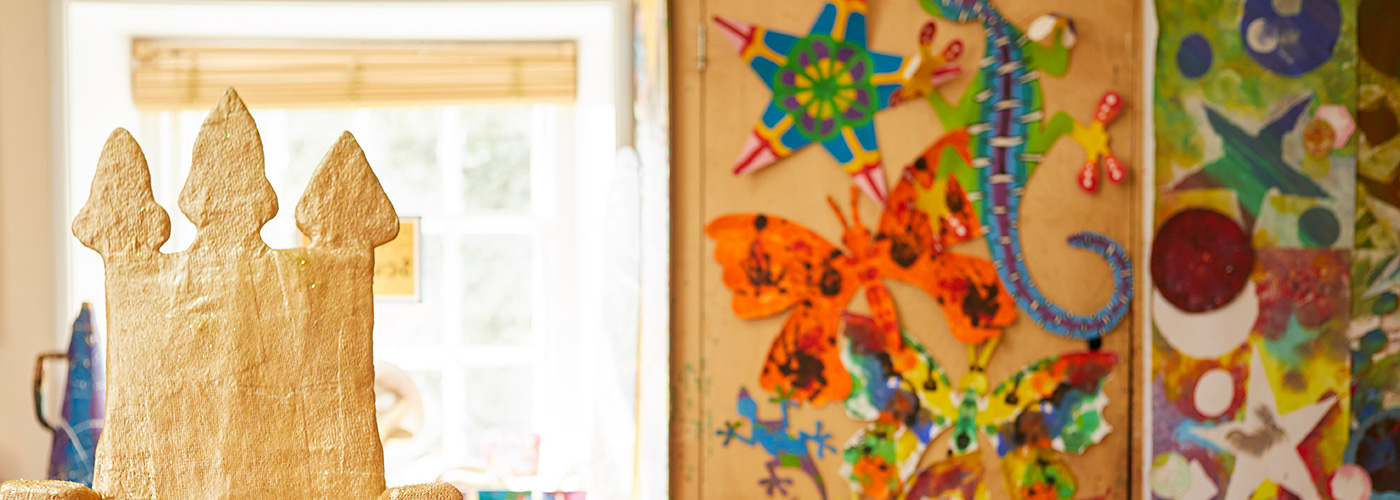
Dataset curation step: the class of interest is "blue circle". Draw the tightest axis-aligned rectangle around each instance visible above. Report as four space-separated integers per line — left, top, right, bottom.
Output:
1176 33 1213 79
1298 206 1340 247
1377 292 1399 315
1361 328 1389 355
1240 0 1342 76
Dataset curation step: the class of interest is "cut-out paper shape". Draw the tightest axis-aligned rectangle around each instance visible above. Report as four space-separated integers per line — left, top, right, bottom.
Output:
706 155 1016 405
1240 0 1342 76
1315 104 1356 148
898 23 965 104
1001 447 1076 500
1177 33 1214 79
1194 368 1235 418
1151 208 1255 313
1190 346 1337 500
1152 280 1258 360
716 387 835 499
904 454 987 500
1252 191 1349 249
1171 97 1328 222
1181 459 1220 500
839 311 1117 500
1330 465 1373 500
713 0 962 205
1151 452 1191 499
918 0 1134 341
838 315 957 498
1073 92 1128 192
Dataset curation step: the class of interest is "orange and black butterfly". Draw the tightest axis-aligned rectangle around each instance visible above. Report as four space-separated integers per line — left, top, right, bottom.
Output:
706 132 1017 406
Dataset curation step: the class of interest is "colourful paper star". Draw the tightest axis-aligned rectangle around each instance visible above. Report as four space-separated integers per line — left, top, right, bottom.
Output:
1172 96 1327 222
1190 346 1335 500
714 0 961 205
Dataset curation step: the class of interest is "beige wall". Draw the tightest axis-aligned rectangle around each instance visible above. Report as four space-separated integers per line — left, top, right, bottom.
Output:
0 0 59 481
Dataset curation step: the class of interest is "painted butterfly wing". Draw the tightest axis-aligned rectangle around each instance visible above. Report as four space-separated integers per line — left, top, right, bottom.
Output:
707 213 858 319
876 132 1017 345
885 129 982 246
1000 447 1079 500
840 314 958 427
759 303 852 406
904 454 988 500
979 351 1118 457
839 314 959 500
708 213 860 406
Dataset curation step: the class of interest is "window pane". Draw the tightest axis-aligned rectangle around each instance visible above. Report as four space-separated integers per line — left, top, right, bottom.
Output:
460 235 533 345
458 106 533 214
284 109 357 184
374 231 445 346
366 108 443 216
382 369 445 486
452 366 535 462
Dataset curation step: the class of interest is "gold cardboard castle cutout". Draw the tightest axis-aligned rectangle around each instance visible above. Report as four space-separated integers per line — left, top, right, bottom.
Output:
0 89 460 500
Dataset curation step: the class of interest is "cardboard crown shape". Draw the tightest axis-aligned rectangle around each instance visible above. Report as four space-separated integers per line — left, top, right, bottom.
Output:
0 89 460 500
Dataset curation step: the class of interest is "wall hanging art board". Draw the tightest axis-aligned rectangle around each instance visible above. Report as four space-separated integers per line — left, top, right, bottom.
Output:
1151 0 1360 500
670 0 1142 498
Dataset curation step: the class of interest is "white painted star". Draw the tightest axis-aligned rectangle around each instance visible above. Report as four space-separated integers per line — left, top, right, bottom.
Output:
1190 346 1336 500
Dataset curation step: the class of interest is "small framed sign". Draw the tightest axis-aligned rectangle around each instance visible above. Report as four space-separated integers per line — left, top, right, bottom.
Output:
300 216 420 301
372 217 421 301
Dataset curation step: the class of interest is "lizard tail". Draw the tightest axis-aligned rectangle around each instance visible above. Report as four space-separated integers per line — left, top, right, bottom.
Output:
802 457 829 500
1001 231 1132 340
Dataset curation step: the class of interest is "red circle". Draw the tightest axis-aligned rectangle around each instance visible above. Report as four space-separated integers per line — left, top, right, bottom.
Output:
1151 208 1254 313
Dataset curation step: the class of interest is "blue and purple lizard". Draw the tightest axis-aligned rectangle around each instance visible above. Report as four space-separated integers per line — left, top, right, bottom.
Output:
919 0 1134 340
718 387 837 499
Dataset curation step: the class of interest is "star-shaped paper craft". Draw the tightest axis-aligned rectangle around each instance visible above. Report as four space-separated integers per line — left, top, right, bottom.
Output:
1190 346 1336 500
714 0 961 205
1172 96 1327 223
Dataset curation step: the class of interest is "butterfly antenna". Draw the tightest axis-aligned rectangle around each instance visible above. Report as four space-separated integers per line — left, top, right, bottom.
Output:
826 195 850 229
848 186 863 229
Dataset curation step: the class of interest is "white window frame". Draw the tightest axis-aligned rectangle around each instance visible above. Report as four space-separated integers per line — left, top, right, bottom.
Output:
60 0 638 494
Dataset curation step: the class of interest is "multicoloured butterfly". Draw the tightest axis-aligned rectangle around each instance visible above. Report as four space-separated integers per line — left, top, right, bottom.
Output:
838 313 1117 500
706 134 1017 406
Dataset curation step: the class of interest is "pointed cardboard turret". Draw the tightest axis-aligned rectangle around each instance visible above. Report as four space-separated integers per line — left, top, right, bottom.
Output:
179 88 278 249
297 132 399 249
72 128 170 255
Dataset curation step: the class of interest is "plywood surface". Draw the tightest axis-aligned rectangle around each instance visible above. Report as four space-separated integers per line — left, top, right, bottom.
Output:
671 0 1142 498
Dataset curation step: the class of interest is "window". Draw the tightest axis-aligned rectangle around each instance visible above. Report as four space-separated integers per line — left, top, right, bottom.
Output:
62 1 661 497
140 104 564 487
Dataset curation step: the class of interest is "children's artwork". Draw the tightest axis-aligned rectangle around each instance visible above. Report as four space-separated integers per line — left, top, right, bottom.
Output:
44 304 104 486
1152 0 1357 498
919 0 1134 341
1150 207 1351 500
716 388 837 499
713 0 963 205
705 144 1019 406
839 313 1118 500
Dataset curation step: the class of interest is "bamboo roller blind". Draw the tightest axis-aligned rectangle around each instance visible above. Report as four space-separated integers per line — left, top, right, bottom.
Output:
131 39 577 109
